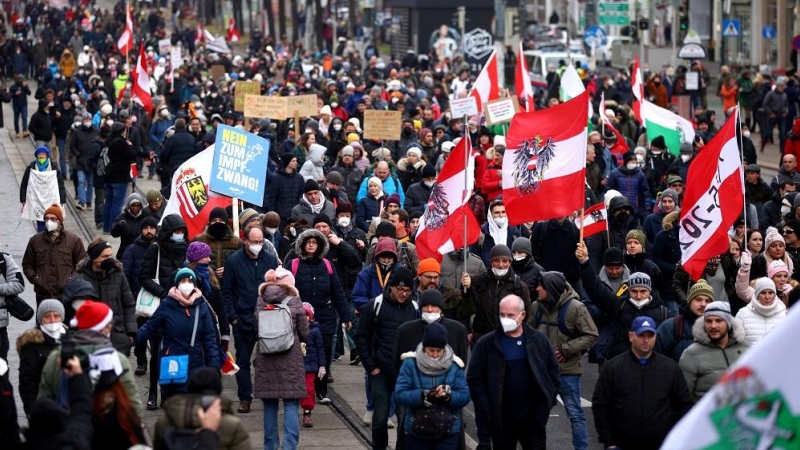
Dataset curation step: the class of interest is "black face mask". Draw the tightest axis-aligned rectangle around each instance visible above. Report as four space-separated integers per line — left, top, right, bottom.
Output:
614 211 631 224
593 142 604 153
208 222 228 240
511 257 529 272
100 258 116 272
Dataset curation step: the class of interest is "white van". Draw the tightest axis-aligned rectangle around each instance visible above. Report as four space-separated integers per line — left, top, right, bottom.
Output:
523 50 590 92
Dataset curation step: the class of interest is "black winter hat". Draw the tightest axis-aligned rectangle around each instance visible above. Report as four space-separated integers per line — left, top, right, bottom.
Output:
490 245 512 261
376 221 397 238
313 213 332 227
209 206 228 223
422 164 437 178
422 322 448 348
140 215 158 230
304 179 321 193
650 135 666 149
419 289 445 310
390 266 415 287
603 247 624 266
280 153 296 168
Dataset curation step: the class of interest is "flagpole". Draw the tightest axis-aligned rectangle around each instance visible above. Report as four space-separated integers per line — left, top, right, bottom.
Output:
579 207 585 242
462 114 469 294
737 104 746 231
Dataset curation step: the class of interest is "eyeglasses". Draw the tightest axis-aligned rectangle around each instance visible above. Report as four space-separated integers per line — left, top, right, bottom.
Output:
783 229 794 235
668 184 684 188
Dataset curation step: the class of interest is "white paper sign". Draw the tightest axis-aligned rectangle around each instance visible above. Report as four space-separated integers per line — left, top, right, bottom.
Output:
158 39 172 56
686 71 699 91
484 97 519 126
450 97 479 118
21 170 61 221
170 47 182 69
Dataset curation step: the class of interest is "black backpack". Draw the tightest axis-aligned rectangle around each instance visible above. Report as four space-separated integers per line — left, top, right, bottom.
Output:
531 298 576 339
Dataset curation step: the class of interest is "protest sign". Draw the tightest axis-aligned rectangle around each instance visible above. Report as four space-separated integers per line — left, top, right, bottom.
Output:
210 65 226 82
21 170 61 221
450 96 479 118
210 125 270 206
484 97 519 126
285 95 318 117
158 39 172 56
234 81 261 112
170 47 182 69
363 110 402 140
244 95 288 119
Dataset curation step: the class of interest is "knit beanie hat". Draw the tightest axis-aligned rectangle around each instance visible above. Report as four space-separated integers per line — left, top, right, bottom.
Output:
44 204 64 222
280 153 296 168
326 171 344 186
302 302 315 320
753 277 776 299
209 206 228 223
419 289 445 310
175 268 196 284
262 211 281 228
35 145 51 157
650 135 666 150
490 245 513 261
660 189 679 206
140 216 158 230
417 258 441 276
686 279 715 304
304 179 321 193
603 247 624 266
626 229 647 248
765 231 785 249
313 213 332 228
627 272 652 292
186 241 212 263
239 208 260 228
422 322 448 349
37 299 65 324
146 189 162 203
70 300 113 331
704 301 733 329
511 237 532 256
767 260 790 279
386 193 401 206
264 267 296 287
390 267 414 287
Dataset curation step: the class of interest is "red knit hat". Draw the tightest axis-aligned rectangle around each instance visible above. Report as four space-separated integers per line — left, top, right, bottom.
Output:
70 300 113 331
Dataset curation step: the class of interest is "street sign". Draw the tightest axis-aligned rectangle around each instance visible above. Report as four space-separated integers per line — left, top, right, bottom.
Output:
722 19 740 37
584 26 607 49
598 1 629 26
684 29 702 45
793 35 800 52
762 25 776 40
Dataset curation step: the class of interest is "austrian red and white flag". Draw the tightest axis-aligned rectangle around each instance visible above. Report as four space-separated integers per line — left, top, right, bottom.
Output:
600 92 630 156
131 42 152 113
501 90 590 224
575 202 607 238
117 6 134 54
163 147 232 239
195 22 205 45
679 108 743 281
515 42 535 112
631 55 645 123
415 138 481 261
227 18 241 43
469 49 500 112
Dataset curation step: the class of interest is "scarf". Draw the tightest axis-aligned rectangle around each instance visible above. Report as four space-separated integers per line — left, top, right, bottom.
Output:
487 212 508 249
168 286 202 307
752 296 784 317
194 263 213 297
301 194 325 215
415 343 454 376
36 158 51 172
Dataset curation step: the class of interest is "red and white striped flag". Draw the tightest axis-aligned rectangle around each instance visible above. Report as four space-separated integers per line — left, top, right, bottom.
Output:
501 90 590 224
679 108 743 281
227 18 241 43
195 22 205 46
117 6 134 54
515 42 535 112
575 202 607 238
631 55 645 123
469 49 500 112
131 42 152 113
415 137 481 261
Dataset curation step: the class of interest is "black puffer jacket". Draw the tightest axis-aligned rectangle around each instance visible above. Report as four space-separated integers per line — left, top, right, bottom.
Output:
161 128 197 176
75 257 137 336
262 166 305 220
353 284 419 378
104 131 137 184
511 255 545 291
292 229 352 335
16 328 60 415
139 214 188 298
460 271 531 338
68 124 99 172
110 193 146 259
579 261 672 360
592 351 693 450
586 196 644 269
403 180 432 216
121 236 153 298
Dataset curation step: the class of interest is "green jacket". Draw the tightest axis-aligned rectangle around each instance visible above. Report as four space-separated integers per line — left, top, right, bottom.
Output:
527 283 599 376
154 394 250 450
38 329 143 418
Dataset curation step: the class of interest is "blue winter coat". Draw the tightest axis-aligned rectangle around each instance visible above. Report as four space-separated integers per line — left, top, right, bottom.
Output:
302 321 326 373
643 210 667 247
136 295 221 370
356 194 385 232
356 175 405 205
148 118 173 153
606 166 652 216
121 236 153 298
221 248 279 334
351 263 399 311
262 167 305 218
394 353 471 437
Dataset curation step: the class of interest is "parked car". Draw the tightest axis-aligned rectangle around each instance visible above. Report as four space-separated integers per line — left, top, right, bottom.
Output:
523 50 590 93
599 36 634 66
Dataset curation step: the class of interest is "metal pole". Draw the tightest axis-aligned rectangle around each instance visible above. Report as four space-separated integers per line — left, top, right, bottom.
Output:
671 4 677 68
462 114 469 293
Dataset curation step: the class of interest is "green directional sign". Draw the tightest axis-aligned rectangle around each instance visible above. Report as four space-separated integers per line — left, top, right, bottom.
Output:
598 1 630 26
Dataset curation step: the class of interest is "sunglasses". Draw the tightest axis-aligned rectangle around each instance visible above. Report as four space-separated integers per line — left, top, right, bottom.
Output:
783 229 794 235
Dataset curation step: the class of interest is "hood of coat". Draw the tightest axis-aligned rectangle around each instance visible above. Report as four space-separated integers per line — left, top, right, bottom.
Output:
308 144 327 165
294 228 329 260
16 328 46 353
77 256 122 274
258 281 299 300
125 192 145 215
62 277 98 302
691 315 747 346
158 214 188 242
662 210 681 231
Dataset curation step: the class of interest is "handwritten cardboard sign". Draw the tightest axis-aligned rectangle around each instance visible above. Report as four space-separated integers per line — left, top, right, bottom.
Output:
210 65 226 82
450 96 479 118
234 81 261 112
484 97 519 126
364 110 402 140
285 95 318 117
244 95 289 120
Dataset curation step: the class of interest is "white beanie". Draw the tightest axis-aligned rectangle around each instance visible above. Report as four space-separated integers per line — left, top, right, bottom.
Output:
753 277 776 299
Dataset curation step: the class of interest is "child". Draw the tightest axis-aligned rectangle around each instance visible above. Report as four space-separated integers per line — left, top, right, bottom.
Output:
301 302 327 427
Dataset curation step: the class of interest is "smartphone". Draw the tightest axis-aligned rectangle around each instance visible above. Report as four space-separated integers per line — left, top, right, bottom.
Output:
60 340 76 369
200 395 217 411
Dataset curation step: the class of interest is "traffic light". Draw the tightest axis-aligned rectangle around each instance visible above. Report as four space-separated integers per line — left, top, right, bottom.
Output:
680 16 689 31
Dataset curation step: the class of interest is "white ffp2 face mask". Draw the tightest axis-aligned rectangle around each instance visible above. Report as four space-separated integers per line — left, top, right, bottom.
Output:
492 268 509 277
45 220 59 232
41 322 65 340
421 312 441 324
500 317 518 333
493 217 508 228
178 283 195 297
249 244 263 255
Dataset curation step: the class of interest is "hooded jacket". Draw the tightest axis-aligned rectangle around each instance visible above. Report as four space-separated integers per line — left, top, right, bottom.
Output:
110 192 146 259
652 211 682 300
75 257 136 337
29 102 54 142
586 196 645 269
527 273 599 375
104 131 138 184
140 214 188 298
16 327 61 415
351 240 400 310
291 229 352 334
530 218 582 287
606 164 652 216
67 122 99 171
154 395 249 450
734 279 788 345
679 317 748 401
262 165 305 220
299 143 327 182
253 282 310 399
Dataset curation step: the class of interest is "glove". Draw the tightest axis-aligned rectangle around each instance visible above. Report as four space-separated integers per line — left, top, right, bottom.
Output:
118 220 127 227
317 366 327 380
739 251 752 269
413 161 425 170
781 283 793 297
220 339 229 352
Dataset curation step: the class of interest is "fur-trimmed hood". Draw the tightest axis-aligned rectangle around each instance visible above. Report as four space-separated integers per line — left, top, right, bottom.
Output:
397 157 426 172
400 350 465 368
692 315 747 346
662 210 681 231
16 328 45 353
294 228 329 259
258 280 299 298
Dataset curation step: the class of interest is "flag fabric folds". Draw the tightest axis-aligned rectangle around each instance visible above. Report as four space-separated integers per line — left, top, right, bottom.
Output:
469 49 500 112
600 92 630 157
575 202 608 238
131 42 152 113
678 108 743 281
631 55 645 123
515 42 535 112
415 138 481 261
163 147 233 239
227 18 241 43
502 91 590 225
117 6 134 54
643 99 696 156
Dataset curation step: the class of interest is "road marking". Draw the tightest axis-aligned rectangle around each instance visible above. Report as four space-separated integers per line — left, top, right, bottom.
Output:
556 394 593 407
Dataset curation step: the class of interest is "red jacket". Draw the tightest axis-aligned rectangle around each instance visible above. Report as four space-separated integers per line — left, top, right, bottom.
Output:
482 160 503 201
784 119 800 159
474 151 489 190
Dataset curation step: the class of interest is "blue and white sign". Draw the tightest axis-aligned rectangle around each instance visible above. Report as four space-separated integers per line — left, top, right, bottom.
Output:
584 26 607 49
722 19 740 37
762 25 776 40
210 125 270 206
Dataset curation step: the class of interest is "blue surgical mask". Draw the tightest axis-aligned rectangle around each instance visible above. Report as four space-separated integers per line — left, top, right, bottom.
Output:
171 233 185 243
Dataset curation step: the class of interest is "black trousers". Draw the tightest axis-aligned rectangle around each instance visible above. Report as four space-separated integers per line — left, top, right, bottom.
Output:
315 333 333 398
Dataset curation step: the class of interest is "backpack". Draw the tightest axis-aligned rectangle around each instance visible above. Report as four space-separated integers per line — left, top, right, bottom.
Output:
372 293 420 319
290 257 333 276
532 298 576 339
257 297 295 354
95 145 110 177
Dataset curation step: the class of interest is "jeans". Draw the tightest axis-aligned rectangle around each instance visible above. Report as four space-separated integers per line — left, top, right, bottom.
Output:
77 170 93 204
262 398 300 450
56 138 68 176
103 183 128 232
405 432 459 450
364 371 395 416
233 324 257 401
13 105 27 133
369 371 396 450
559 375 588 450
